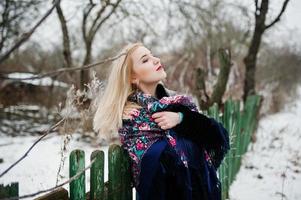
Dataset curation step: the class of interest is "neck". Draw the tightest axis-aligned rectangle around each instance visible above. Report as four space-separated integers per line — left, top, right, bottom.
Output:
139 82 159 98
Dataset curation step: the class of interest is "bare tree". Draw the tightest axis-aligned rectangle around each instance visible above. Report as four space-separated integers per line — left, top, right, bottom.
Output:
0 0 41 53
0 0 61 64
55 0 74 84
243 0 290 101
80 0 122 89
164 0 241 107
54 0 123 90
55 1 72 69
194 48 232 110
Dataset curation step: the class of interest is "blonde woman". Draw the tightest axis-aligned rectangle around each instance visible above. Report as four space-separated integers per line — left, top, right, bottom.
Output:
93 42 230 200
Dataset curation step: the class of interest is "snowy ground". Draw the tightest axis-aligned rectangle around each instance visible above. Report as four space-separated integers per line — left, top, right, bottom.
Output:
0 133 110 199
229 87 301 200
1 88 301 200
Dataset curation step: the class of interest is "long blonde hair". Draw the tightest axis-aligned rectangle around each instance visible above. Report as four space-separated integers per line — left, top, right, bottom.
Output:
93 42 144 142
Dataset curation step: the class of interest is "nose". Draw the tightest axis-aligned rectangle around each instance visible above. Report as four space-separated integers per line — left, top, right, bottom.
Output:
153 56 160 65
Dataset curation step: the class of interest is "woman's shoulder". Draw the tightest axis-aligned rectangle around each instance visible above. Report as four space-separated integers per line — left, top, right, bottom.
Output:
122 101 142 120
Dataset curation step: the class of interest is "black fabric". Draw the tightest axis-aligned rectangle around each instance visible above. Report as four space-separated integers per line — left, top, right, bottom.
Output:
164 104 229 169
155 83 169 99
146 145 187 200
164 104 219 145
155 83 227 153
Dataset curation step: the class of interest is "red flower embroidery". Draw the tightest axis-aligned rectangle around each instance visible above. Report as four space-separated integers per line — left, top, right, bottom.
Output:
130 109 140 117
137 143 143 150
139 122 150 130
169 137 176 146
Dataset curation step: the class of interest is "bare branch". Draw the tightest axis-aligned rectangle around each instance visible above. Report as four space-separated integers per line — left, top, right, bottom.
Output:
265 0 290 30
80 0 122 87
91 0 122 39
0 52 125 81
0 0 61 64
88 2 108 40
168 53 189 81
82 3 96 41
1 157 96 200
0 0 41 53
121 2 158 37
0 118 65 178
227 3 252 45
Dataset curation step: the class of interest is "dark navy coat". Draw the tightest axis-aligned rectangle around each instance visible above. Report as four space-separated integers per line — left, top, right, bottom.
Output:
135 84 230 200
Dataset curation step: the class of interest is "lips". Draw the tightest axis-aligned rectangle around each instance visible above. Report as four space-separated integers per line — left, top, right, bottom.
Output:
156 65 163 71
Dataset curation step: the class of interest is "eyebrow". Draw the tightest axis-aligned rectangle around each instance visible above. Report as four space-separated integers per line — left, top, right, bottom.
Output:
139 52 152 61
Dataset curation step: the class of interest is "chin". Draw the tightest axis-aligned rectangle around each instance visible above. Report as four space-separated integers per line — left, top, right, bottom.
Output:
161 70 167 78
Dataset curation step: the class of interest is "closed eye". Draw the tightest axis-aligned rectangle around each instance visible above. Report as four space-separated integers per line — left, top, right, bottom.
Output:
141 53 154 63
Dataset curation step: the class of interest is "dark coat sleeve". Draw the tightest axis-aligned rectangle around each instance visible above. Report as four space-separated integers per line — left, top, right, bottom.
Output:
164 104 230 169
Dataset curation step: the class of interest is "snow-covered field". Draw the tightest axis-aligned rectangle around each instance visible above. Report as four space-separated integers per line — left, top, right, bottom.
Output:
0 133 109 199
229 87 301 200
1 87 301 199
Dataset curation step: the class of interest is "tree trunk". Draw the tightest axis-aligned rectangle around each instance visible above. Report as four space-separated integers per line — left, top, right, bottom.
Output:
195 67 209 110
243 0 290 101
242 3 267 101
243 25 266 100
55 2 74 85
195 48 231 110
209 48 232 106
80 40 92 90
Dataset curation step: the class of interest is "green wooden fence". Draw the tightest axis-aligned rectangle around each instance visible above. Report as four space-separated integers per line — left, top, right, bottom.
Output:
67 145 132 200
0 95 261 200
207 95 261 200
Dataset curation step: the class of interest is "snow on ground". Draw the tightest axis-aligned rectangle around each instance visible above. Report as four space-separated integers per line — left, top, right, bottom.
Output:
229 86 301 200
0 132 109 199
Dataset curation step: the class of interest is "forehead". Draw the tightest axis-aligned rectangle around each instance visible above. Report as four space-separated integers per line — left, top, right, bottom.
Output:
131 46 151 62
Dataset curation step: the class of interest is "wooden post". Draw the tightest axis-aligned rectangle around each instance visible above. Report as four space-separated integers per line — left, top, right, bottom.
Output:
232 100 242 178
108 144 122 200
121 148 132 200
90 150 105 200
0 182 18 198
222 99 231 199
70 149 85 200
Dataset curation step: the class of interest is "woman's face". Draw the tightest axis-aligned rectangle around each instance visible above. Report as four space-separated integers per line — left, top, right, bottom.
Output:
130 46 166 85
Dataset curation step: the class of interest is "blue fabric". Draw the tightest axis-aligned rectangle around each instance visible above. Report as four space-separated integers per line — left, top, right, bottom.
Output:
136 129 224 200
137 138 168 200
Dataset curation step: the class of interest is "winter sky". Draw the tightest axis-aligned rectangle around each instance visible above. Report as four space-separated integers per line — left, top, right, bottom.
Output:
28 0 301 52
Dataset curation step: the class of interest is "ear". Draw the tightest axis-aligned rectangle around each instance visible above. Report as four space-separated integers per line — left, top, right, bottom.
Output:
131 76 139 84
131 78 136 84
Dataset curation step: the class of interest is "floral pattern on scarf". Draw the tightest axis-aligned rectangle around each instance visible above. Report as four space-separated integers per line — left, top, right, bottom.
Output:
118 91 199 187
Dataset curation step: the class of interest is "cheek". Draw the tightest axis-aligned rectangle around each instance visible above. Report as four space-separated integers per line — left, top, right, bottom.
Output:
137 65 154 77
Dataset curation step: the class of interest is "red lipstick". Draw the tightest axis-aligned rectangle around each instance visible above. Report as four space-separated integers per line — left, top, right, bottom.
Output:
156 65 163 71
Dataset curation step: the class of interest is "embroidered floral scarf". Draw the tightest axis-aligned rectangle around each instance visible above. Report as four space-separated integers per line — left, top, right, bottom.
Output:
118 90 199 187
